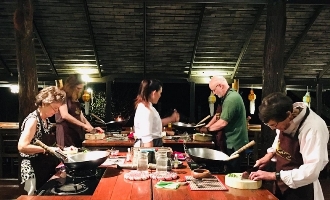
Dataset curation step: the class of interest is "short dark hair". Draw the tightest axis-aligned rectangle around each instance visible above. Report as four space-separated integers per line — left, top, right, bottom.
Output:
258 92 293 123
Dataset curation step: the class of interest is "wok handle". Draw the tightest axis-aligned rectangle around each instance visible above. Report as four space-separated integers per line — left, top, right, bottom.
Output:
34 139 66 160
91 113 105 124
197 115 210 125
230 140 256 157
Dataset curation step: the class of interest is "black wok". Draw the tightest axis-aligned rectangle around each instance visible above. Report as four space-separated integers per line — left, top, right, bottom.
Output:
63 151 109 170
186 148 232 163
186 141 255 163
34 139 110 170
172 122 204 132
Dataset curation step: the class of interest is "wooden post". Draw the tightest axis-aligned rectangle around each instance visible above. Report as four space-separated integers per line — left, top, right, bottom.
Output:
261 0 287 156
14 0 38 125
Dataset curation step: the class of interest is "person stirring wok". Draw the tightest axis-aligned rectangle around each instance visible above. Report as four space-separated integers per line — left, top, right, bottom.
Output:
18 86 66 195
133 79 180 147
198 76 248 172
247 92 328 200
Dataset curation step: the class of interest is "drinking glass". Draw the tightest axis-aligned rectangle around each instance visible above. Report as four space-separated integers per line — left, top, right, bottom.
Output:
137 151 149 172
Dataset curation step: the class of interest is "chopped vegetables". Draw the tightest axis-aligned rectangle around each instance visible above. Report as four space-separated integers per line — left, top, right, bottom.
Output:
227 173 238 178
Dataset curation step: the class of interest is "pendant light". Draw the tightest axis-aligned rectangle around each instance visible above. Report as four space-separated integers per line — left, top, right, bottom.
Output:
248 89 256 114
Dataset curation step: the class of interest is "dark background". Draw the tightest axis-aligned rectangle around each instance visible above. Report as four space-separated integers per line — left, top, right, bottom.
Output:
1 83 329 125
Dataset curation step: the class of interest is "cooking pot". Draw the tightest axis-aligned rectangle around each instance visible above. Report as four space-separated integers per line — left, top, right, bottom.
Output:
35 139 110 170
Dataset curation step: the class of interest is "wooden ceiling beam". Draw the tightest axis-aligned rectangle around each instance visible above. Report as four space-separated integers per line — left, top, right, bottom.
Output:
33 21 58 77
231 5 264 79
0 55 13 76
284 6 323 67
110 0 330 5
188 4 205 79
143 2 147 78
317 63 330 79
83 0 102 78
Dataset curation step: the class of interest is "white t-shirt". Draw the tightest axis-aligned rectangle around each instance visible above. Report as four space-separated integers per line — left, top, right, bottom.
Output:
134 102 162 147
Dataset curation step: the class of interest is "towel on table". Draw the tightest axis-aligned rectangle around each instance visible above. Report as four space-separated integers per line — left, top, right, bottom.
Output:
155 181 180 189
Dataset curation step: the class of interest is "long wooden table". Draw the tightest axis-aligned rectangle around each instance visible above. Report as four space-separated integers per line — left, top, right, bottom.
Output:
17 159 278 200
82 138 215 152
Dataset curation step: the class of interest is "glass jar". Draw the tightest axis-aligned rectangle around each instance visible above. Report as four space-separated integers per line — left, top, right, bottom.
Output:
156 151 168 174
137 151 149 172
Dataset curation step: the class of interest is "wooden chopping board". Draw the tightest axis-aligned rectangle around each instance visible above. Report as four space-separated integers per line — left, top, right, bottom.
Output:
225 173 262 189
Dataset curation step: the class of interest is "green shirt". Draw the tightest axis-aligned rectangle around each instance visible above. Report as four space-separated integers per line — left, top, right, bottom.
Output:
220 89 248 151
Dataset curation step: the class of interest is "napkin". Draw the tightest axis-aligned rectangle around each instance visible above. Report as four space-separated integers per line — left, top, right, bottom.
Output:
155 181 180 189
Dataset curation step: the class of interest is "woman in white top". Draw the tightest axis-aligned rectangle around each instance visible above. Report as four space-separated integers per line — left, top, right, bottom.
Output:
133 79 179 147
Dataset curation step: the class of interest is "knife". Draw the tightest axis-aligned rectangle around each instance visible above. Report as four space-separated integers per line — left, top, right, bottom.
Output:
246 165 259 174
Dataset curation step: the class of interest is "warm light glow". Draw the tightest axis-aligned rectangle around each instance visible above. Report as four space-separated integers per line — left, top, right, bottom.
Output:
10 85 19 93
81 74 91 82
248 89 256 114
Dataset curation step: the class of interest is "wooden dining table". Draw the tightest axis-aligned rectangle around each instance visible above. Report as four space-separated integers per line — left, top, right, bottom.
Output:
17 158 278 200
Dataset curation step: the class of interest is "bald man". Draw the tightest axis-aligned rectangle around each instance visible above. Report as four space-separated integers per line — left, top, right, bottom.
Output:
201 76 249 172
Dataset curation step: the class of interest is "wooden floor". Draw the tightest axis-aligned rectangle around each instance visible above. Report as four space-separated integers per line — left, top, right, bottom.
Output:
1 178 330 200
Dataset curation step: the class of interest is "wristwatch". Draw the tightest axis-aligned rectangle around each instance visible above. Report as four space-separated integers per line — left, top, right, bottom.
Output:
275 172 281 180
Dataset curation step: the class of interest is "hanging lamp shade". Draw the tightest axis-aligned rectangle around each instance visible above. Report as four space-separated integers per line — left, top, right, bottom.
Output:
248 89 256 114
208 92 216 116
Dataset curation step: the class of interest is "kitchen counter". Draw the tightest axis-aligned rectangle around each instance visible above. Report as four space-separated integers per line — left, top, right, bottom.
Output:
17 160 278 200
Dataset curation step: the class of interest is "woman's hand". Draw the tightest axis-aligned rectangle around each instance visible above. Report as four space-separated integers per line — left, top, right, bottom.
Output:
171 109 180 122
94 127 104 133
83 124 94 132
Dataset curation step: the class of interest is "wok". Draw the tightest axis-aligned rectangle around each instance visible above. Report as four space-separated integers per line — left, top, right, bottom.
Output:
34 139 110 170
186 140 255 163
172 122 204 131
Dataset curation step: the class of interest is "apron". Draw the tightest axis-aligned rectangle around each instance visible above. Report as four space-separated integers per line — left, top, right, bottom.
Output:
274 107 313 200
211 88 230 152
56 98 84 147
19 110 60 194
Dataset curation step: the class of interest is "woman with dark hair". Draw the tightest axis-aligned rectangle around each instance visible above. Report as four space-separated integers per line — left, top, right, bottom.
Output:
18 86 66 195
55 74 103 147
133 79 180 147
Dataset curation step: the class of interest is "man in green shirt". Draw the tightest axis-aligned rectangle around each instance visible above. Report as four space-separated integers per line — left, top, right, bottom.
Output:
200 76 248 172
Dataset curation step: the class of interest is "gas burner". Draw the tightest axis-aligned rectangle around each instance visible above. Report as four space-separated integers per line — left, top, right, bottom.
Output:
66 169 97 179
51 183 88 195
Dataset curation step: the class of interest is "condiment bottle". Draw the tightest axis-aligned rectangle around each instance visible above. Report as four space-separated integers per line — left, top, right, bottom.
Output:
156 151 168 174
126 148 131 162
173 153 179 169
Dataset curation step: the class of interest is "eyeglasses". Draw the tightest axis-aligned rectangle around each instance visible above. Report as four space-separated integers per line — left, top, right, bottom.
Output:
212 84 220 93
49 104 59 112
264 122 278 129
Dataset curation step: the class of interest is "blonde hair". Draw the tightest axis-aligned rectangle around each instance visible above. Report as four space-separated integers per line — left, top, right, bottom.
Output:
35 86 66 107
